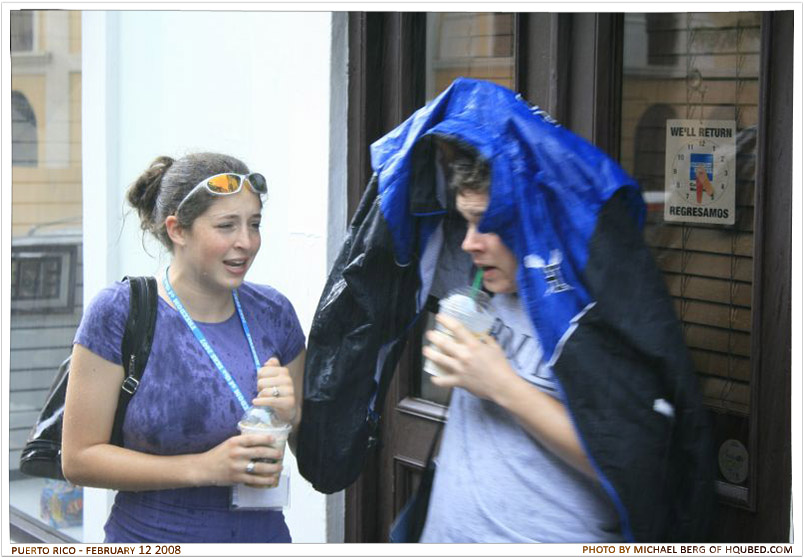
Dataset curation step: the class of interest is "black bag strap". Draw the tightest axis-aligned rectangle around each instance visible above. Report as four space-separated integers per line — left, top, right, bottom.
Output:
110 276 158 446
424 389 451 466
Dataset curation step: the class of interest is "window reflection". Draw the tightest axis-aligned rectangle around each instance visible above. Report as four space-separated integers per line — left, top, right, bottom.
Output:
425 13 515 101
620 12 760 500
10 11 34 52
12 91 38 167
620 12 760 415
10 9 85 540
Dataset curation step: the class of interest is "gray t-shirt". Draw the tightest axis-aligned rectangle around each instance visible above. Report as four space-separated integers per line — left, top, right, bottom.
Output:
420 293 622 543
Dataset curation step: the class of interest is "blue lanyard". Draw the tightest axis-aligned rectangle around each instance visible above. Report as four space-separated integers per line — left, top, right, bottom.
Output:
163 267 260 412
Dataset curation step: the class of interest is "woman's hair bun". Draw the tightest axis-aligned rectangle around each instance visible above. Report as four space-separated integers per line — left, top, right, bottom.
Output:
126 156 175 229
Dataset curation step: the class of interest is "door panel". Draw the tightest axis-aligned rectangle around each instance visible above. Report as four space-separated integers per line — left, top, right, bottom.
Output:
618 13 791 541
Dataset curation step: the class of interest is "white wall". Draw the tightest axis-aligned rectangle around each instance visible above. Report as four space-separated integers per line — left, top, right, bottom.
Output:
82 9 338 543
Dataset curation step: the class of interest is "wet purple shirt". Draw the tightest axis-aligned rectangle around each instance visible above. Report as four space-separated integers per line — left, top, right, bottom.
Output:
74 279 305 543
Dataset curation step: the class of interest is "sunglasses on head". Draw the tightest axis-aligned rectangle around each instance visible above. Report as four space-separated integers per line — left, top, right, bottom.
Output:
175 172 267 214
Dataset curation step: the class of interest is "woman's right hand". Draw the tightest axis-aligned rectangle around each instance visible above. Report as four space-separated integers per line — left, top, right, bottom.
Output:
199 433 284 488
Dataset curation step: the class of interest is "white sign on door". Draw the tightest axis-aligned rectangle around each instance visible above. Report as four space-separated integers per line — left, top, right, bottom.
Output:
664 119 736 225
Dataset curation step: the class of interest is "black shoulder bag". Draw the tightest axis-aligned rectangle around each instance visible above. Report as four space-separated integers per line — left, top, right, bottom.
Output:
19 276 158 480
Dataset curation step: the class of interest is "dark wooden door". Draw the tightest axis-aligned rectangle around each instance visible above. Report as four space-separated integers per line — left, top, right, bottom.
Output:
372 310 448 540
344 10 792 543
344 12 434 543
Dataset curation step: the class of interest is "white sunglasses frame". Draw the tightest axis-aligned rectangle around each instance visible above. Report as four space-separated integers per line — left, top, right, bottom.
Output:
175 173 266 214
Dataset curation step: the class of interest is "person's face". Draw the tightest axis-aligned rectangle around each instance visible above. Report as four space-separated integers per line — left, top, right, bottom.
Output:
180 187 262 292
456 191 518 294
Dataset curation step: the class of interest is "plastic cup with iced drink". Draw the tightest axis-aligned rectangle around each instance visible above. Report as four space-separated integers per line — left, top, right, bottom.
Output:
423 286 495 377
237 406 292 488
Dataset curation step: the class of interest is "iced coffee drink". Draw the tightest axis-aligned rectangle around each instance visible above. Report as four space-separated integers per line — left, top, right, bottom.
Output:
423 286 494 376
238 407 292 488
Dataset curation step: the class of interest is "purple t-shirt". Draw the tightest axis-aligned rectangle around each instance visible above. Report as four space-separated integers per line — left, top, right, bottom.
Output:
74 279 305 543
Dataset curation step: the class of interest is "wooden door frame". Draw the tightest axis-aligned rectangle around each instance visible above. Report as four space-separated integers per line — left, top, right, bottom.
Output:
516 13 623 157
709 10 792 541
345 11 425 542
344 10 792 542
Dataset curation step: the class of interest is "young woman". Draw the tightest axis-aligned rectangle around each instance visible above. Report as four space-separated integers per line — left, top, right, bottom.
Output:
62 153 306 543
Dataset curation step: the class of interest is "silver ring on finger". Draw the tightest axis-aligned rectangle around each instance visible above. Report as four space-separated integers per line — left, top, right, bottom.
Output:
246 460 257 475
271 386 281 398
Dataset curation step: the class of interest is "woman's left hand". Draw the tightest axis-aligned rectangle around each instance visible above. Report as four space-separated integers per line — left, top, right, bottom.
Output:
253 357 298 425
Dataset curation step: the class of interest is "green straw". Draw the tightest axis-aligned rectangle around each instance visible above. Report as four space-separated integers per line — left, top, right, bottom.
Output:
471 268 484 300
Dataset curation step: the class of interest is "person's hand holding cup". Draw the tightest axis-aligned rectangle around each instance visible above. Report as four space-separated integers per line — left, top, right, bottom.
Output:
237 407 292 489
423 286 494 377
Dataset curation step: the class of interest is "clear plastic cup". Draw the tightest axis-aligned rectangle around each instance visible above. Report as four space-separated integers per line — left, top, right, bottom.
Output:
423 286 494 377
237 407 292 488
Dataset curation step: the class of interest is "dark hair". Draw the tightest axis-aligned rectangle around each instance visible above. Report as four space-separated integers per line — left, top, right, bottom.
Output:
126 152 252 251
436 137 491 196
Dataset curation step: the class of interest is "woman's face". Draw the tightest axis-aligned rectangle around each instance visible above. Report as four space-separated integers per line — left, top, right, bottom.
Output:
179 187 263 293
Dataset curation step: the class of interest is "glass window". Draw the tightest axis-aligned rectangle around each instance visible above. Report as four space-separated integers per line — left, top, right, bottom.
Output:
416 13 516 404
11 91 38 167
10 10 84 541
425 13 515 101
11 11 35 52
620 12 761 503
